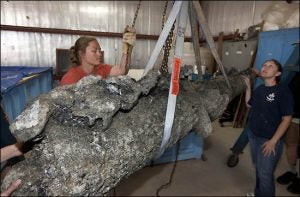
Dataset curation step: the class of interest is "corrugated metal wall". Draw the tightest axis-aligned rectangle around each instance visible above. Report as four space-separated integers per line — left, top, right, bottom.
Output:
0 1 298 70
1 1 176 69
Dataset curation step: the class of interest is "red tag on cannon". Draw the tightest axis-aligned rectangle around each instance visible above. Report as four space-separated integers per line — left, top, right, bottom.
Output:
171 56 182 95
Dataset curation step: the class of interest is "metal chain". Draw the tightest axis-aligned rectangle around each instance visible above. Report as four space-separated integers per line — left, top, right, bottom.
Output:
132 0 142 28
161 1 168 29
161 24 175 75
160 1 176 75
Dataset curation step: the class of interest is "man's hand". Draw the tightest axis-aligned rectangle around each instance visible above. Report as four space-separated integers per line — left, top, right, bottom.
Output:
0 179 21 196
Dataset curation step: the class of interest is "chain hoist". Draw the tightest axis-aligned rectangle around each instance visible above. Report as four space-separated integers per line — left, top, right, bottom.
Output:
161 1 168 30
131 0 141 28
124 1 141 70
160 1 176 76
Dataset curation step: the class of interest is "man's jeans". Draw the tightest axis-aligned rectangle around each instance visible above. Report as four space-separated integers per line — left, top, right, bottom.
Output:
231 127 249 154
247 127 284 196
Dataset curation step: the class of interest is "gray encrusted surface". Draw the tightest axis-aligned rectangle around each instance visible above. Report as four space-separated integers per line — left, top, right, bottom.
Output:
2 68 247 196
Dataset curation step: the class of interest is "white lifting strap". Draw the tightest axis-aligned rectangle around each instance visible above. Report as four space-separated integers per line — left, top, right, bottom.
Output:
155 1 188 159
142 1 183 77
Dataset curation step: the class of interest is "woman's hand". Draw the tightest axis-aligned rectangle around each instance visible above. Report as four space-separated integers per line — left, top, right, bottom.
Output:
241 75 251 89
122 25 136 46
241 75 252 107
252 68 260 77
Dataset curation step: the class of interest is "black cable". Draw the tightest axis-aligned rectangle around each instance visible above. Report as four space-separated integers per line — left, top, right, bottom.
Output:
113 188 116 196
156 140 181 197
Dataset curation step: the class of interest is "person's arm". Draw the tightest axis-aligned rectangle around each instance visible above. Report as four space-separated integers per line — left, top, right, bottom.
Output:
242 75 251 108
0 179 22 197
0 143 23 162
262 115 292 157
242 68 261 108
109 26 135 77
125 45 133 74
109 53 129 77
0 143 24 196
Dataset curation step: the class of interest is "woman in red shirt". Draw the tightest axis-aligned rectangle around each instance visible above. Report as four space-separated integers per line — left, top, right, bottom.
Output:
60 26 135 86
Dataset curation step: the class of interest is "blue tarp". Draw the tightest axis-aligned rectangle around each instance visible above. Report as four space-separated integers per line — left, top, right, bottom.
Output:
1 66 52 93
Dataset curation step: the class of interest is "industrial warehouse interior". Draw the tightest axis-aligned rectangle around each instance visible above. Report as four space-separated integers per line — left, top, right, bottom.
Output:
1 1 299 196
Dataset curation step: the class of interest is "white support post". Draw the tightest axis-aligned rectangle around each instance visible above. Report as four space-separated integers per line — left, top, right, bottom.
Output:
156 1 189 159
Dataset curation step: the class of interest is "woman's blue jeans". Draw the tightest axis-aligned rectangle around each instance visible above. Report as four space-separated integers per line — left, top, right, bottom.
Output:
247 127 284 197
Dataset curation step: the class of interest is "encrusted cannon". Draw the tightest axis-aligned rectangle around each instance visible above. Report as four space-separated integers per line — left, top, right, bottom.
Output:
1 67 248 196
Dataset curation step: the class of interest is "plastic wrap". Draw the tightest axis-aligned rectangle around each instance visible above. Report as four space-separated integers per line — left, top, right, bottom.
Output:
261 1 299 31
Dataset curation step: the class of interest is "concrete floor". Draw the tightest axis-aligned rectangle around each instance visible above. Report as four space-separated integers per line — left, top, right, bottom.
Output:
113 120 298 196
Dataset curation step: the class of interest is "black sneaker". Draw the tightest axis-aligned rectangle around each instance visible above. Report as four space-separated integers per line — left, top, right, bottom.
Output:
227 153 239 167
287 178 300 194
276 171 297 185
